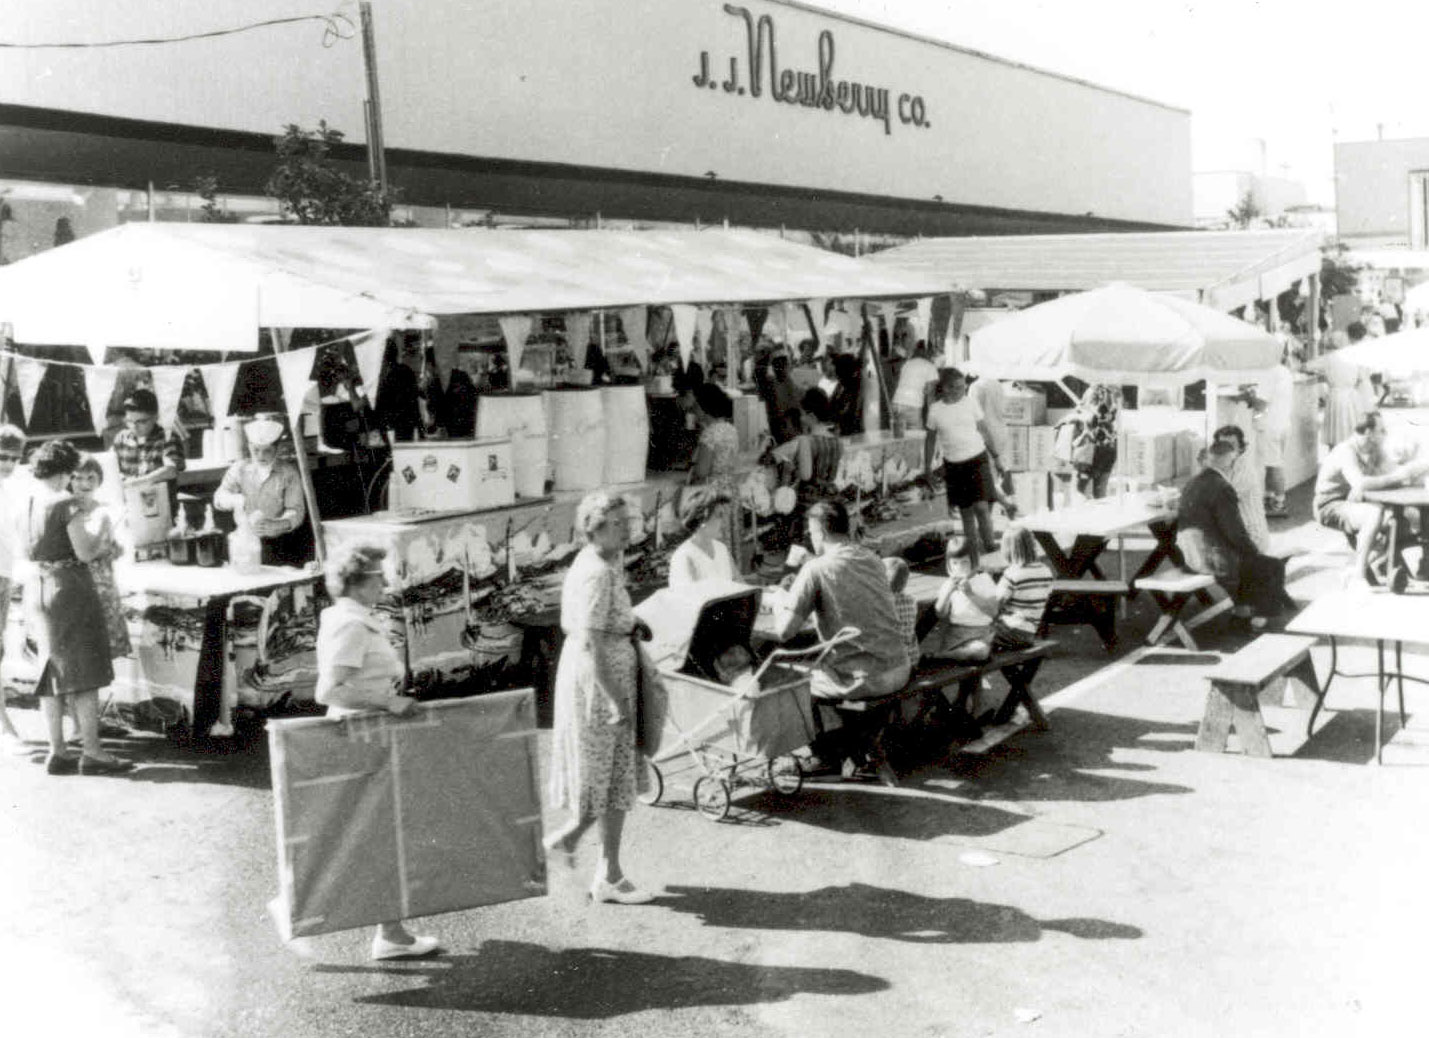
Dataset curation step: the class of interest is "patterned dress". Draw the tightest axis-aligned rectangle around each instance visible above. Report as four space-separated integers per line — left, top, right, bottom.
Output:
74 502 132 658
549 544 646 819
692 419 743 569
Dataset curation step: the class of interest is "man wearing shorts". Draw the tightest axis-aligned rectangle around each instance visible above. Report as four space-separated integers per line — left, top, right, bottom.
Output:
924 367 1001 561
1314 411 1426 583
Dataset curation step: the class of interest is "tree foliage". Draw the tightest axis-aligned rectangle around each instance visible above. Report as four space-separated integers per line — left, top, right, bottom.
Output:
1226 189 1263 229
265 122 397 227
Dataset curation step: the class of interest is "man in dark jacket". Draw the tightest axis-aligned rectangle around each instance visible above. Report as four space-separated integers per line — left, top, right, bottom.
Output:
1178 439 1286 625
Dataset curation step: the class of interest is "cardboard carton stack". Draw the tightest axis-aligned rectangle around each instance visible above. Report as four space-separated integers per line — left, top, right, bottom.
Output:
999 385 1050 474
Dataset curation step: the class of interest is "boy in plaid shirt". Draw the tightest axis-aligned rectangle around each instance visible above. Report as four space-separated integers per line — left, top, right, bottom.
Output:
882 557 920 666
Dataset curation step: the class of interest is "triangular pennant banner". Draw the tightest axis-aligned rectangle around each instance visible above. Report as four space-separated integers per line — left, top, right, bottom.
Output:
150 365 189 439
498 315 533 378
351 330 390 404
565 313 592 372
275 347 317 430
619 307 649 370
14 358 46 427
807 298 828 347
695 308 715 363
878 302 899 339
199 362 240 422
914 296 933 343
85 341 108 366
82 365 121 436
670 305 697 369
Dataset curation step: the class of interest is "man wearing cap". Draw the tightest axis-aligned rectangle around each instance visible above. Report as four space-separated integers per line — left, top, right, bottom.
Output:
213 417 310 566
113 388 186 494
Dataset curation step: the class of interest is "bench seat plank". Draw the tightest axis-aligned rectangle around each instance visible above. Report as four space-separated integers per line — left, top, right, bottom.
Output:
1206 634 1318 688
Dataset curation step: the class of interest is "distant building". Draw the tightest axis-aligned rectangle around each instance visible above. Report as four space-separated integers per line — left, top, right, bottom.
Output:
1194 170 1308 229
1334 137 1429 247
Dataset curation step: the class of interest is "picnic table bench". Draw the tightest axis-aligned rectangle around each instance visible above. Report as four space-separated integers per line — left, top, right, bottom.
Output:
1196 634 1323 758
830 640 1056 783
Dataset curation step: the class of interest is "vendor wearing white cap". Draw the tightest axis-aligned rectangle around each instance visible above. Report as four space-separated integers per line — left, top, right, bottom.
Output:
213 416 310 566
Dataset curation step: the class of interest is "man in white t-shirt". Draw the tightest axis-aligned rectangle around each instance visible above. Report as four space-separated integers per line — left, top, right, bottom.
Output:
1259 348 1296 517
923 367 1000 560
891 343 939 430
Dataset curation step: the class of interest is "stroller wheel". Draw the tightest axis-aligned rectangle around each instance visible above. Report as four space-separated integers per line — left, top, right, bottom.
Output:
767 756 804 795
693 776 732 821
638 759 664 806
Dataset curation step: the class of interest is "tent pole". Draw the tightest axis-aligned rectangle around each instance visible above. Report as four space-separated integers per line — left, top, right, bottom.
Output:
272 330 327 566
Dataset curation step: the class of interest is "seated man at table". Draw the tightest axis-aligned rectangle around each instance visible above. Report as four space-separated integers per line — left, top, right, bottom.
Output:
768 499 911 781
1314 411 1429 583
1179 439 1289 628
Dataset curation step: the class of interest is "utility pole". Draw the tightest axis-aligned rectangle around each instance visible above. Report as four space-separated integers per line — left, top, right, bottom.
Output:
359 2 388 192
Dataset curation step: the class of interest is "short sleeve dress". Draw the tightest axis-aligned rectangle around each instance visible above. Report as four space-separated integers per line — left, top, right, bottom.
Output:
23 488 115 696
75 502 132 658
691 419 743 568
549 544 646 819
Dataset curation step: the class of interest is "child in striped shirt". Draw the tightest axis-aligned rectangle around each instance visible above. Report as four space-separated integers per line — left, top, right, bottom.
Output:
991 527 1053 651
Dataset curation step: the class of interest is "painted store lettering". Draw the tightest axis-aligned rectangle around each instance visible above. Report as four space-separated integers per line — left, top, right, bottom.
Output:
690 3 930 136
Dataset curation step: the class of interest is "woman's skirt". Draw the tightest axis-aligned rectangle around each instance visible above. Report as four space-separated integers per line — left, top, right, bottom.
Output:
24 563 115 695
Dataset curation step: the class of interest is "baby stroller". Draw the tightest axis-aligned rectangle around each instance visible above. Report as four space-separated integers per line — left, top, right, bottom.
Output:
634 582 856 821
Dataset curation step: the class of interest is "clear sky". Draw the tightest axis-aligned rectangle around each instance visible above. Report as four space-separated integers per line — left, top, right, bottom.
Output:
810 0 1429 206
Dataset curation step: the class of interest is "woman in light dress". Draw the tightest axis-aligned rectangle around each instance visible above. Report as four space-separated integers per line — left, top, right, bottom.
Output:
1321 347 1365 448
543 491 657 906
668 489 736 588
68 454 132 659
689 383 744 569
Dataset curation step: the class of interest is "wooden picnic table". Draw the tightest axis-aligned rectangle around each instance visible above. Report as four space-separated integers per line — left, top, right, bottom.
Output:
1286 587 1429 764
1016 494 1184 588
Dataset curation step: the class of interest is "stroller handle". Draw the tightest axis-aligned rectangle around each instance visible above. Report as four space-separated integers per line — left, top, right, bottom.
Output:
752 626 861 685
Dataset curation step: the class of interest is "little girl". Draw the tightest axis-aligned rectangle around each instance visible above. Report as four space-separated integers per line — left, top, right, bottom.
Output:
989 528 1053 651
919 539 997 662
69 455 132 659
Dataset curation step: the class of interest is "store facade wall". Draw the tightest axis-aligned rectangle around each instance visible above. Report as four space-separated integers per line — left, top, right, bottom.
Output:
1 0 1191 236
1335 137 1429 246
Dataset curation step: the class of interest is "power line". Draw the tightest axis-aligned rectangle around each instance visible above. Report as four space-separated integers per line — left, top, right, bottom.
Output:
0 10 356 50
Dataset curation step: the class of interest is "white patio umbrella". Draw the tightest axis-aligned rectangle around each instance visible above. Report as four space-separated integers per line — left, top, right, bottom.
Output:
1315 326 1429 375
967 283 1282 386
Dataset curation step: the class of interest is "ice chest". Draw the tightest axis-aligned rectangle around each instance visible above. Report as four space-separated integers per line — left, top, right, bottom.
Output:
635 582 817 761
1000 385 1048 426
389 438 515 513
267 689 544 939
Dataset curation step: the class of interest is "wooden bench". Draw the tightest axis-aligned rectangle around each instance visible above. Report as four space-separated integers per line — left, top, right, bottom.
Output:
1196 634 1324 758
1038 580 1131 651
1136 570 1218 651
830 640 1056 783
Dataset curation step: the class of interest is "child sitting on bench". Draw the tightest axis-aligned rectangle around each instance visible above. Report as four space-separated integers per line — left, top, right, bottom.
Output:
989 528 1053 651
920 539 998 662
883 557 921 665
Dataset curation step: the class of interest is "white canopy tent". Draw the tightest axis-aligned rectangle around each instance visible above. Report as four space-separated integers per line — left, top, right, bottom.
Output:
967 284 1283 387
0 223 948 354
1311 326 1429 375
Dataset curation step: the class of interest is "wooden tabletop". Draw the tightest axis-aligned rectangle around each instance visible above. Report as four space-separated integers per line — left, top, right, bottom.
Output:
1286 587 1429 646
116 560 317 599
1363 485 1429 508
1016 495 1175 539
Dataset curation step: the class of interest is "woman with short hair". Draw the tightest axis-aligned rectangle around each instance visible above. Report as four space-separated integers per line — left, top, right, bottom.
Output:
22 440 130 775
690 382 744 569
0 425 27 751
544 491 656 906
315 540 441 960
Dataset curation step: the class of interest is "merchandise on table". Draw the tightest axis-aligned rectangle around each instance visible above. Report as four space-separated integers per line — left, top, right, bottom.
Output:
388 439 515 512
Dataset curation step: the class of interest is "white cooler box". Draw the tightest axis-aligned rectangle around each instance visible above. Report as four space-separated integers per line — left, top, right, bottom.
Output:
389 439 515 513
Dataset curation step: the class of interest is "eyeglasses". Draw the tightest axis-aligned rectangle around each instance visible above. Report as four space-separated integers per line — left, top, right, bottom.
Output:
0 454 20 462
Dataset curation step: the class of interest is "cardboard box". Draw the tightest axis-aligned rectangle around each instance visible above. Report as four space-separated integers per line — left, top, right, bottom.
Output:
1027 426 1057 473
1010 471 1049 516
1118 431 1176 485
1174 430 1205 477
1004 425 1030 472
268 690 545 939
1001 385 1048 426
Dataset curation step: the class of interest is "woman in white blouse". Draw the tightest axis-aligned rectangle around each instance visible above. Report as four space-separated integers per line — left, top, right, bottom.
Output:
668 490 736 587
314 541 440 961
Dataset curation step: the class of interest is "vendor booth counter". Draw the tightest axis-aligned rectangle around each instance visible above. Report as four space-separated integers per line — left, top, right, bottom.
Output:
1 561 319 738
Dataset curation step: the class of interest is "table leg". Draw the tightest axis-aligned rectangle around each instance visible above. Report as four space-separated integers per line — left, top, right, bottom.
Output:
1134 518 1183 585
1376 639 1385 766
192 596 229 738
1397 641 1407 727
1031 531 1076 579
1117 535 1128 618
1065 535 1109 580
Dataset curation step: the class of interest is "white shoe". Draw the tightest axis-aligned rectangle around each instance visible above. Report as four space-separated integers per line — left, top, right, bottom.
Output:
371 933 441 960
589 877 656 905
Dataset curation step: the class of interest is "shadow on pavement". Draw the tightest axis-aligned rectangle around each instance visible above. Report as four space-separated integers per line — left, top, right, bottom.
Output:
745 783 1030 840
1288 709 1398 766
99 727 272 789
937 708 1198 804
659 883 1143 944
320 940 889 1017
